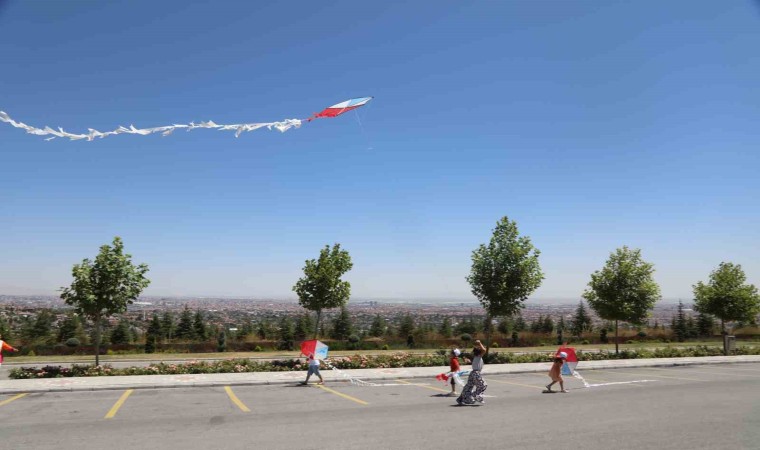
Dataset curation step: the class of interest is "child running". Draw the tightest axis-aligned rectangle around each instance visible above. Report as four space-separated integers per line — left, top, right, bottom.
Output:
448 348 461 396
546 351 568 393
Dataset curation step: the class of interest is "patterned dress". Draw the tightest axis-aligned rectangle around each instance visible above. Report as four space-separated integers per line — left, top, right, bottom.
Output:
457 350 487 405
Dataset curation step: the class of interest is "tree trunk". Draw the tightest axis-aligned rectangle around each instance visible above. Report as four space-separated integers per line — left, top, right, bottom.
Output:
314 310 322 339
614 320 619 355
484 314 492 357
94 314 102 366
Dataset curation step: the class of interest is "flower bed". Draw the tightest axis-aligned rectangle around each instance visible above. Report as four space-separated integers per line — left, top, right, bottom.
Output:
8 346 759 379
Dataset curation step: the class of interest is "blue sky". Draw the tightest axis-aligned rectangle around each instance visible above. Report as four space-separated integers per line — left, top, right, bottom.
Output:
1 0 758 303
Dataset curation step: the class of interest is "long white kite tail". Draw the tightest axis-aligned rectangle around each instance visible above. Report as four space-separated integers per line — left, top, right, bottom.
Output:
0 110 302 141
322 359 407 387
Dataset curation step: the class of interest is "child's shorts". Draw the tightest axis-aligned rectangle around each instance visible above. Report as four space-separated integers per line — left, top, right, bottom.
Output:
308 366 321 376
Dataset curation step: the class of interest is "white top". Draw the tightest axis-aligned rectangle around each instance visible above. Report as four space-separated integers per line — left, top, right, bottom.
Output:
308 358 321 367
472 355 484 372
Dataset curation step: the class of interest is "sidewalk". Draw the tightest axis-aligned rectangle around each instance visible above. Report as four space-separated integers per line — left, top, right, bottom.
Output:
1 355 758 395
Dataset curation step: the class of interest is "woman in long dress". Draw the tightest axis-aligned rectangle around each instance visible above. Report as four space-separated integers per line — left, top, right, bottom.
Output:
457 340 487 405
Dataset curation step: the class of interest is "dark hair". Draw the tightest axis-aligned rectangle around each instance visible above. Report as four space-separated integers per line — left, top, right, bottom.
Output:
473 347 483 356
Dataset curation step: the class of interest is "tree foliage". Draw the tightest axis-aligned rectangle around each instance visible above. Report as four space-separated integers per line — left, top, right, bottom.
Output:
570 301 593 336
330 306 353 340
59 237 150 365
693 262 760 333
582 246 660 354
293 243 353 338
466 216 543 351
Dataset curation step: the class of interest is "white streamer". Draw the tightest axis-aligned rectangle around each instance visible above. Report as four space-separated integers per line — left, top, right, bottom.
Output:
323 360 402 387
0 110 302 141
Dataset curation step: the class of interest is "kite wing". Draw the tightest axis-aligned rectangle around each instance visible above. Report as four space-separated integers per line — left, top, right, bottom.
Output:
300 340 329 359
0 97 372 141
309 97 373 120
557 346 578 375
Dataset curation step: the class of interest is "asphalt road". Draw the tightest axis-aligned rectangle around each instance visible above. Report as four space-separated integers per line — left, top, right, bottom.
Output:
1 363 758 450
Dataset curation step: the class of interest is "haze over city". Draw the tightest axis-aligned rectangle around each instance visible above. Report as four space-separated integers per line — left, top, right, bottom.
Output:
2 1 758 302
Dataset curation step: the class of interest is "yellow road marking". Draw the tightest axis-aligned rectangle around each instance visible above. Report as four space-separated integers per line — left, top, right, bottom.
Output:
104 389 133 419
596 369 703 382
315 384 368 405
488 378 545 390
224 386 251 412
0 393 27 407
396 379 450 393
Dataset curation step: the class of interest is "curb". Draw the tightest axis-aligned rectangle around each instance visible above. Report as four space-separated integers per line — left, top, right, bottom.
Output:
1 355 758 395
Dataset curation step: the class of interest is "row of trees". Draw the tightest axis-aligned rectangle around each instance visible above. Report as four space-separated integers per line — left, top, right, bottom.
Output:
54 217 759 363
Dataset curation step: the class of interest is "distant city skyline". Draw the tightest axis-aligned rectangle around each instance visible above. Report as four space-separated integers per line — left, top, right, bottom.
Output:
1 1 758 302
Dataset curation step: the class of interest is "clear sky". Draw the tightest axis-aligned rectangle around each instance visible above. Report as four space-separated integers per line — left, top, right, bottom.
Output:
1 1 758 303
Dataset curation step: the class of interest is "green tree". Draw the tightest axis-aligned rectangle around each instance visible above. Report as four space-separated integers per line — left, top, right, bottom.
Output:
277 316 295 350
110 319 132 345
193 310 207 341
398 314 415 338
466 216 544 352
145 314 161 353
331 306 353 340
674 301 688 342
294 314 313 341
57 313 84 343
570 301 593 337
369 315 386 337
217 329 227 352
696 312 715 337
439 316 453 338
693 262 760 334
582 246 661 354
293 243 353 338
513 313 527 332
59 237 150 365
22 310 54 345
541 316 555 334
0 316 12 340
160 311 174 342
175 307 195 340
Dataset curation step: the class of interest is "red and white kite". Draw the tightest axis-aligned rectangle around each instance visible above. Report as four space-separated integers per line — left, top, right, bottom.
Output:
300 340 329 360
556 346 578 376
0 97 373 141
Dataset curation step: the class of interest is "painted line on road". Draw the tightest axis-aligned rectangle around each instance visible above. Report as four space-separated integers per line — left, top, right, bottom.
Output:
104 389 133 419
528 372 644 388
224 386 251 412
585 380 657 387
488 378 544 390
315 384 368 406
0 393 27 407
595 369 703 382
396 379 450 393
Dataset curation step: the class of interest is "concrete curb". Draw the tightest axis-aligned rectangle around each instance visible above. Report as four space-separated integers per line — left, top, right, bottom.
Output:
1 355 758 395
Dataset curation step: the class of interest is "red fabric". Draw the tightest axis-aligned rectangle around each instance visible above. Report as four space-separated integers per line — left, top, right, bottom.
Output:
450 357 460 372
556 346 578 363
312 105 362 119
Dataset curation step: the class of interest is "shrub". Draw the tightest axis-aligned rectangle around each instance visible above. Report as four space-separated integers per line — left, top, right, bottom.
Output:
254 346 263 352
65 338 81 348
382 344 390 350
460 334 472 342
581 340 590 345
491 342 499 348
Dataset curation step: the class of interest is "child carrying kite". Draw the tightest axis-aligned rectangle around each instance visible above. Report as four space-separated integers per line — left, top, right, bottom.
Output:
545 351 568 393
